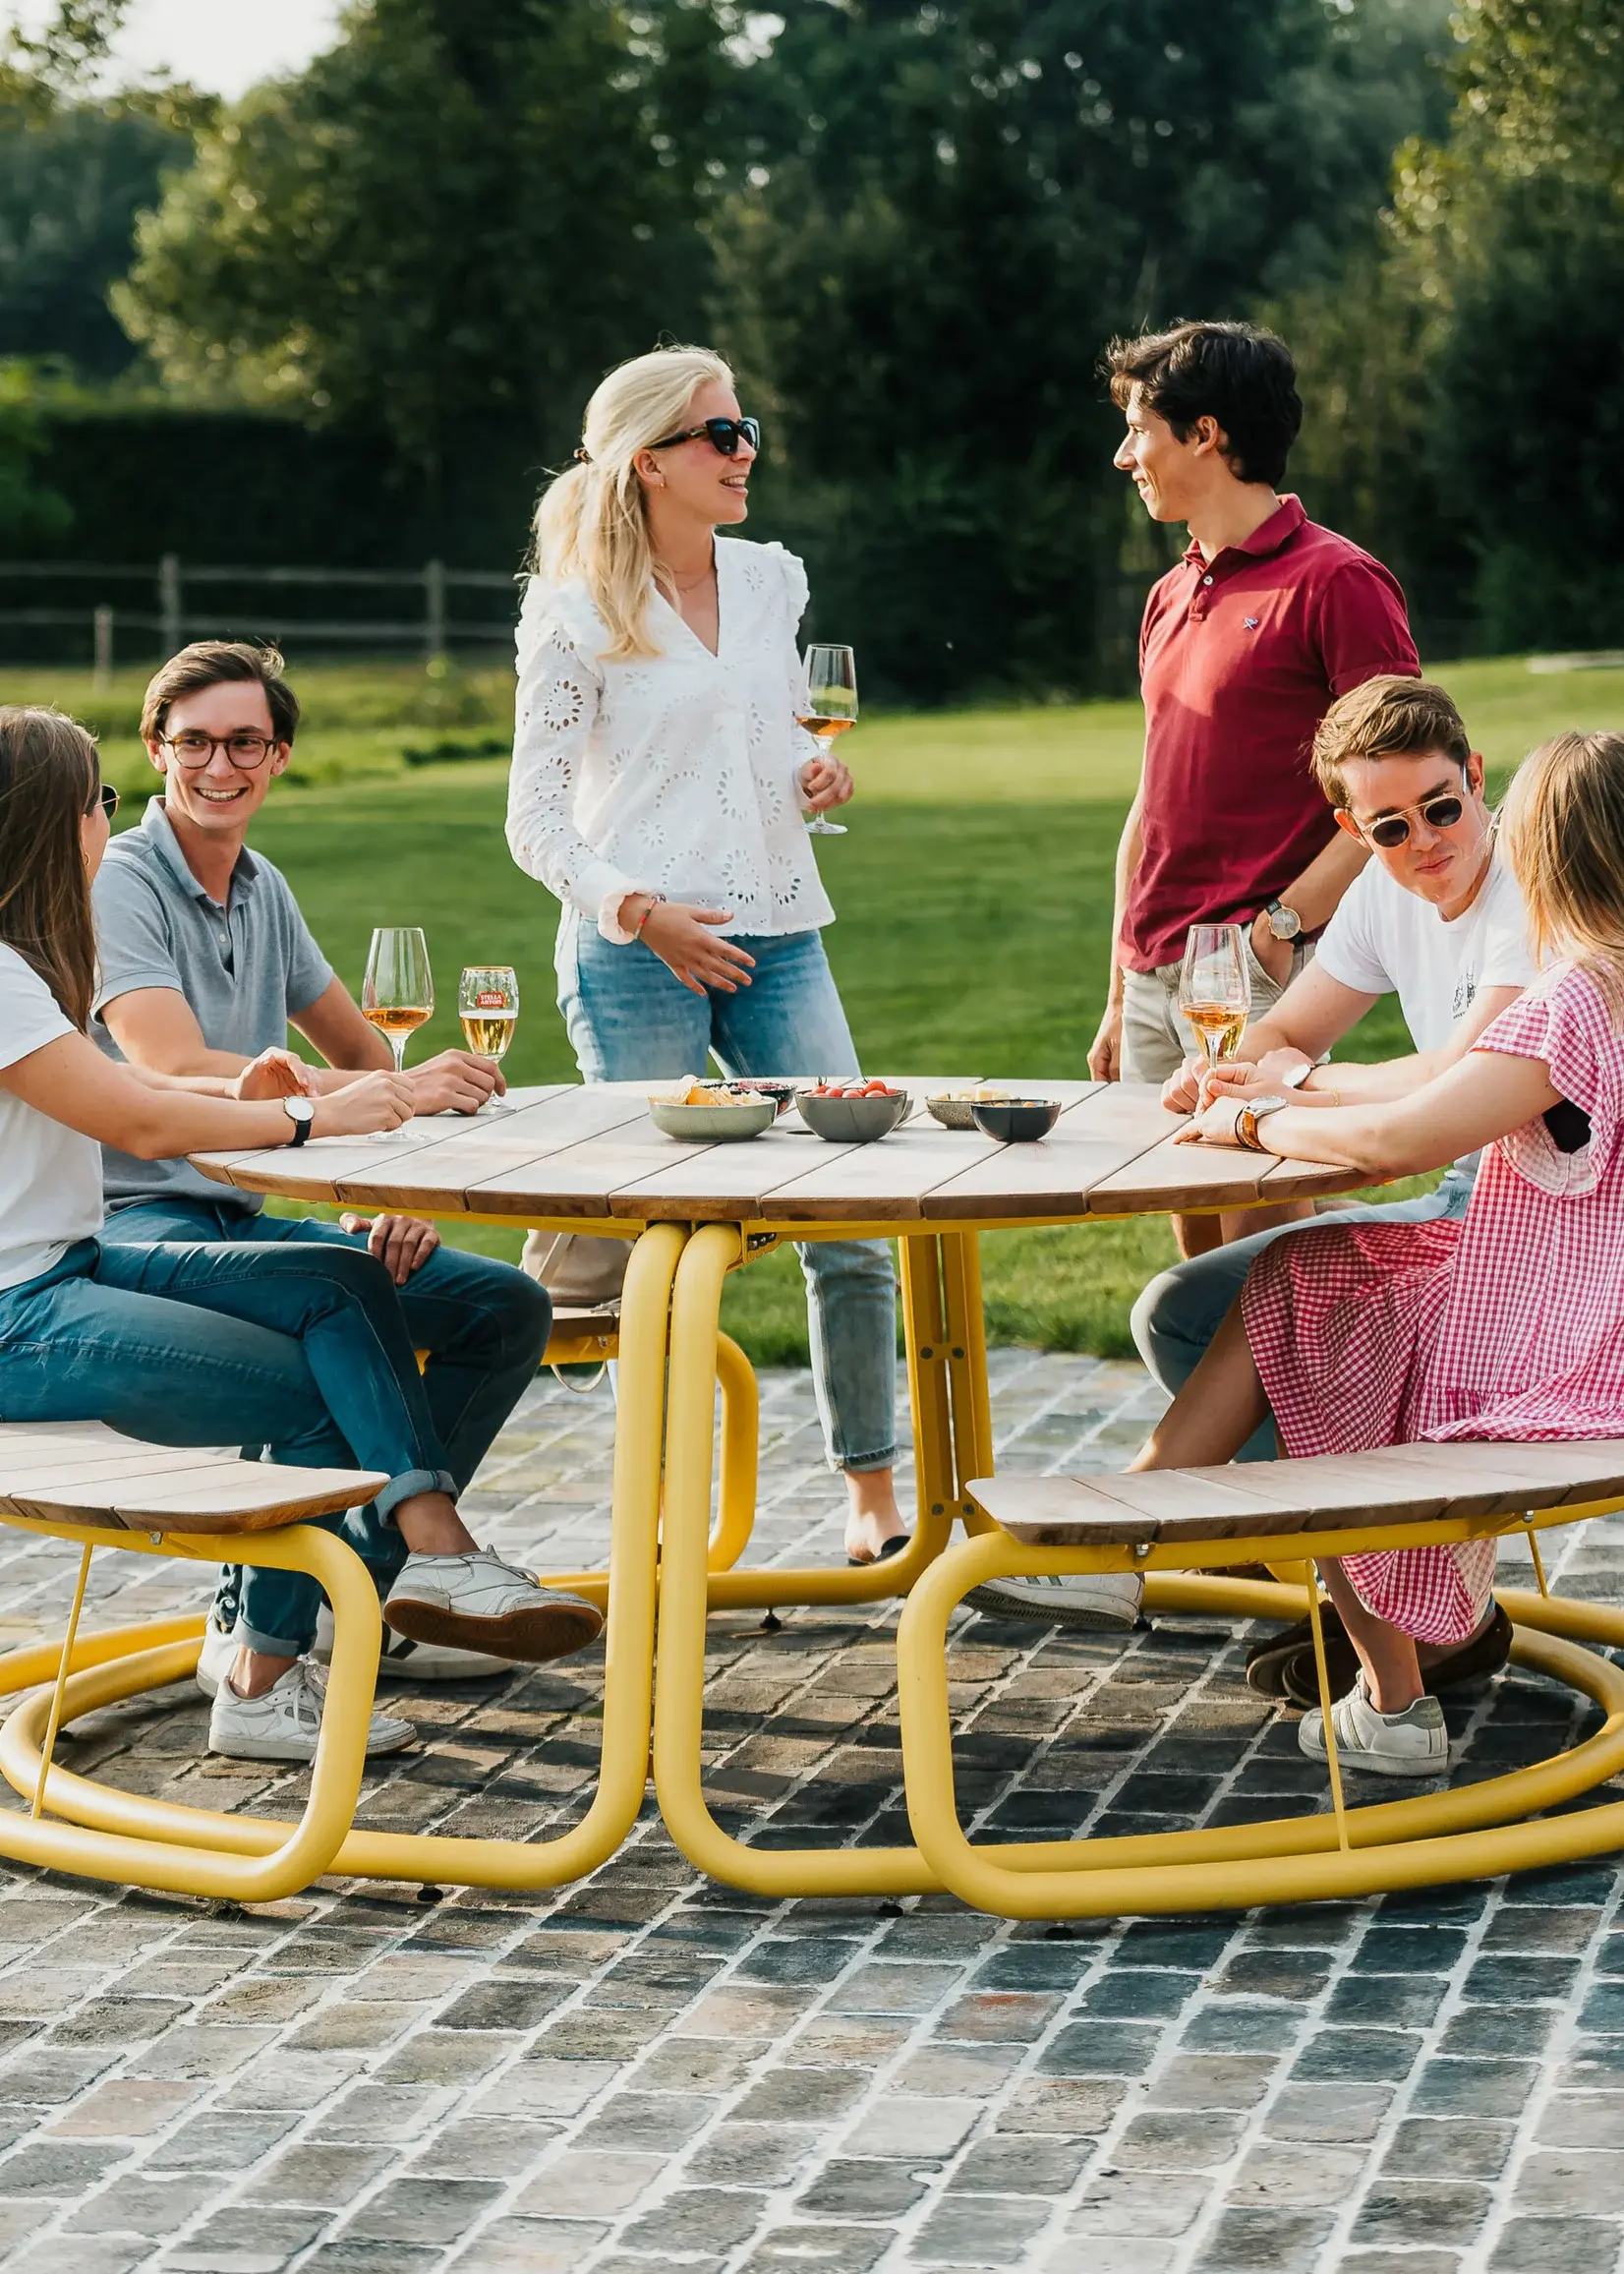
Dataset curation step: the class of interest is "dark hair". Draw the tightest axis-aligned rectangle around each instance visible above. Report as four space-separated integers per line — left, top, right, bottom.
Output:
1311 675 1471 808
0 706 100 1030
1104 321 1303 487
141 640 300 747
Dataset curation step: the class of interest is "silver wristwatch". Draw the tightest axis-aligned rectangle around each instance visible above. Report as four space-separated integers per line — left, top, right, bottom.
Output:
282 1097 316 1147
1264 898 1302 942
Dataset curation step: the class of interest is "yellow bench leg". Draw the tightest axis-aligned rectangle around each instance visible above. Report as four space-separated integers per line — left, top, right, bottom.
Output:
31 1542 93 1820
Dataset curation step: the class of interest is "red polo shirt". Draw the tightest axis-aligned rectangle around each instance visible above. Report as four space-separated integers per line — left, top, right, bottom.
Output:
1122 495 1420 972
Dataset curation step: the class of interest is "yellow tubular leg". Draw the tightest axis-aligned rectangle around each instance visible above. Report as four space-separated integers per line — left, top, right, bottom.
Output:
707 1331 759 1572
654 1222 940 1897
941 1231 997 1534
898 1532 1624 1917
31 1542 93 1819
3 1221 688 1894
1303 1563 1349 1852
0 1521 377 1901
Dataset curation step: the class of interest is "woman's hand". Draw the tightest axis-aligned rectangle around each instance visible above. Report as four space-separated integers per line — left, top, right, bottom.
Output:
234 1047 315 1102
632 899 757 997
799 753 853 814
313 1072 414 1138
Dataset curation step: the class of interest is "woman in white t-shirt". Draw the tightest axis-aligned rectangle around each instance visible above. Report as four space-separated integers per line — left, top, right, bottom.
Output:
0 707 602 1763
505 345 905 1563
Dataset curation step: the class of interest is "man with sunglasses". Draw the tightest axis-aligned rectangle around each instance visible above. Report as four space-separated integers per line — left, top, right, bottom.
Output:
973 675 1535 1656
87 640 590 1763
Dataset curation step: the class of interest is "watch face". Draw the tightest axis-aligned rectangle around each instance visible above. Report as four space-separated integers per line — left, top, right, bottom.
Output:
285 1098 316 1125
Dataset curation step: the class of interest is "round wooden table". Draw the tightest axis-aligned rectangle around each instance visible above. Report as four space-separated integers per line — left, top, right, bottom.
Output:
169 1076 1372 1898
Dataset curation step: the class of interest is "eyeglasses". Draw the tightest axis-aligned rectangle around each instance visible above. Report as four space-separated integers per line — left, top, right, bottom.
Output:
162 730 279 769
649 416 760 458
1355 791 1466 850
93 784 119 820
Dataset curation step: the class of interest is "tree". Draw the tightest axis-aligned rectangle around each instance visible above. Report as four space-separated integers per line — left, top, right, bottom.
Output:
118 0 740 491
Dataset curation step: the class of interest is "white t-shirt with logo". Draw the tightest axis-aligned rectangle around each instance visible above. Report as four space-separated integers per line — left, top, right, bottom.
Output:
1314 845 1536 1173
0 944 103 1292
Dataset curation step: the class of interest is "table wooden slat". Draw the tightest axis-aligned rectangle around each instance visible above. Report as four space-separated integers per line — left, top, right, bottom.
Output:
922 1086 1186 1221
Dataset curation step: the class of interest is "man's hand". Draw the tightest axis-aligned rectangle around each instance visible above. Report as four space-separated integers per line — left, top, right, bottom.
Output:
799 753 854 814
1087 1000 1124 1082
1194 1048 1313 1110
1175 1095 1249 1148
1248 911 1293 986
405 1050 504 1116
233 1047 316 1102
339 1211 441 1285
1161 1053 1233 1114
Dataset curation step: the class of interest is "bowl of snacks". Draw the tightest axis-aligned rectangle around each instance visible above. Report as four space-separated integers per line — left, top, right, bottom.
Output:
971 1097 1063 1142
796 1079 911 1143
926 1086 1008 1131
648 1082 777 1141
728 1079 801 1118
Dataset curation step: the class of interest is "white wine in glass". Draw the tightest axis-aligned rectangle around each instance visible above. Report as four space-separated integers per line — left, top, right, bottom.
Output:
1179 922 1252 1073
459 964 518 1113
362 928 433 1137
798 643 857 837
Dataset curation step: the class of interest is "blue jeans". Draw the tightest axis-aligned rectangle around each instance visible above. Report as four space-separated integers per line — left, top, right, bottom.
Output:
1130 1167 1477 1462
0 1236 457 1655
558 917 898 1471
99 1201 552 1656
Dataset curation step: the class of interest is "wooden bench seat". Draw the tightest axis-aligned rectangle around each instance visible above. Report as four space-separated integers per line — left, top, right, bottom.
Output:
967 1438 1624 1548
0 1421 387 1536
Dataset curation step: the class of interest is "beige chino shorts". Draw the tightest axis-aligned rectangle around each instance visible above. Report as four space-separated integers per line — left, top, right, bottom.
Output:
1119 936 1312 1087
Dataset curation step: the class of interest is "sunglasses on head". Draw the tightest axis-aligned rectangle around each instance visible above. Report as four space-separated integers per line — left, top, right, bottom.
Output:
1356 790 1466 850
649 416 760 457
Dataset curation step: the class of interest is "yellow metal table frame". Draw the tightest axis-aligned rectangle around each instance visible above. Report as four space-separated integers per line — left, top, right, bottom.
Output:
9 1213 1624 1916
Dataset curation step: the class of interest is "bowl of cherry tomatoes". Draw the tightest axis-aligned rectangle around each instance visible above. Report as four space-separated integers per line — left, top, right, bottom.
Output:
795 1079 911 1143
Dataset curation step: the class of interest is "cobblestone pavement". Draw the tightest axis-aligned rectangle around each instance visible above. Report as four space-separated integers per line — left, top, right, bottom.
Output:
2 1350 1624 2274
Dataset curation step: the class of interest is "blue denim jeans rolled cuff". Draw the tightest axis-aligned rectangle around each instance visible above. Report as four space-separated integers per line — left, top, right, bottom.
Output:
559 916 899 1471
0 1232 459 1660
1130 1168 1476 1463
98 1198 551 1656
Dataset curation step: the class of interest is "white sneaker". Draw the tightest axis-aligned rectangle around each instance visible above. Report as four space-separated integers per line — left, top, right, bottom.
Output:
207 1659 415 1764
1299 1670 1449 1780
964 1571 1144 1631
383 1548 604 1664
313 1603 510 1683
195 1615 236 1700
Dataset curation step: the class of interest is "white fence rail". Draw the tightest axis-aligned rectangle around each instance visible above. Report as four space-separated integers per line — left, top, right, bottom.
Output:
0 556 520 680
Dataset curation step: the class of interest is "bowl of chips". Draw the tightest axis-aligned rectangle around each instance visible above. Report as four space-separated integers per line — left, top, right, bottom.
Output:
648 1082 777 1141
925 1086 1008 1131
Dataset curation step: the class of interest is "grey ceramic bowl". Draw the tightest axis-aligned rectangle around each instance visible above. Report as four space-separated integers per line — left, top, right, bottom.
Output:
971 1097 1062 1142
926 1093 1005 1131
795 1089 911 1143
648 1097 776 1142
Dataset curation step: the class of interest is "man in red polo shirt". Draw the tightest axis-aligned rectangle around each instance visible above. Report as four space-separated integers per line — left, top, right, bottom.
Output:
1089 321 1420 1257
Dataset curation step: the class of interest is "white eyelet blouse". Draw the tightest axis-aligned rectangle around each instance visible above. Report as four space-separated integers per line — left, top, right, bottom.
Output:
505 536 836 943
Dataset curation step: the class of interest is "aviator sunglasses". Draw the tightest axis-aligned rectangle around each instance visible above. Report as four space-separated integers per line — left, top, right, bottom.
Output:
1355 788 1467 849
649 415 761 457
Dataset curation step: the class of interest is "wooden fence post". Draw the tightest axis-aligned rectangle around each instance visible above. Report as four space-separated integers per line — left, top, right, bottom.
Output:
158 555 182 656
92 605 113 691
425 558 446 662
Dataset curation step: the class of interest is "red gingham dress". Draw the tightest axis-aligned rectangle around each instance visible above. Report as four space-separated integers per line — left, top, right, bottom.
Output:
1240 962 1624 1643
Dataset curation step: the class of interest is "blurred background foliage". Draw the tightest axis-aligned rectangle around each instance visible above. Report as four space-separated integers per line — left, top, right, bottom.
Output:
0 0 1618 699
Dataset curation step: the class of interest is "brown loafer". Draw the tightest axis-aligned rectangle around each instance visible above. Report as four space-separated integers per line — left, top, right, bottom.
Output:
1279 1601 1514 1711
1245 1605 1351 1698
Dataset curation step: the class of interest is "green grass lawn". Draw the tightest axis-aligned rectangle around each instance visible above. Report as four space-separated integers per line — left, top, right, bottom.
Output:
14 649 1620 1361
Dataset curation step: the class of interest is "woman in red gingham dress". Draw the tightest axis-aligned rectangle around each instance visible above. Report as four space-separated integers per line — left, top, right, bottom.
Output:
1130 729 1624 1778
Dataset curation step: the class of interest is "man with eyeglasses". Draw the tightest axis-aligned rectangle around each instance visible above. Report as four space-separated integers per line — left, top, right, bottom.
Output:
973 674 1536 1674
87 640 591 1765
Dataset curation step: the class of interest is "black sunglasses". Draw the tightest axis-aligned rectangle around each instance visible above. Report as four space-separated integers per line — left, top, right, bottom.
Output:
1358 791 1466 850
649 416 760 457
93 784 119 821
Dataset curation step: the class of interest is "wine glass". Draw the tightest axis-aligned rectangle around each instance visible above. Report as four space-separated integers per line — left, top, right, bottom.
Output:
798 644 857 838
1178 923 1252 1079
362 927 432 1137
459 964 518 1114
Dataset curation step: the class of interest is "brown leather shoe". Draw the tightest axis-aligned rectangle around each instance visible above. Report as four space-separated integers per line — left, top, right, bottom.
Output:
1279 1601 1513 1711
1245 1606 1350 1698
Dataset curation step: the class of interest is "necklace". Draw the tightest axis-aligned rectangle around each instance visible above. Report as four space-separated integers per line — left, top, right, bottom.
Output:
670 563 715 593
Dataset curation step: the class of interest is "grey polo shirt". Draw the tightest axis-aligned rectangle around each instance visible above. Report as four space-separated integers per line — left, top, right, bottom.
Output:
90 797 334 1213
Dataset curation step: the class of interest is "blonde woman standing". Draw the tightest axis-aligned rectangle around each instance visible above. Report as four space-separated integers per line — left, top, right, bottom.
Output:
505 345 906 1562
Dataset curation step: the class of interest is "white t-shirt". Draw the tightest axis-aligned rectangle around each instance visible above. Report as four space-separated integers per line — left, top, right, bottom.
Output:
0 944 103 1292
1315 845 1536 1173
